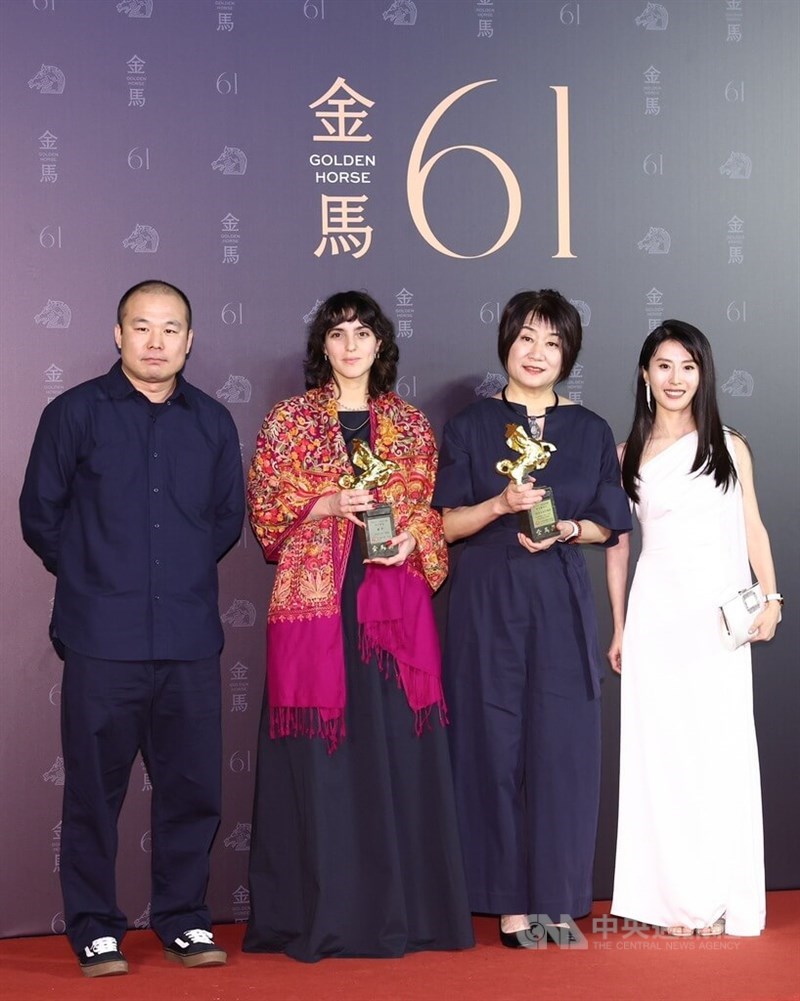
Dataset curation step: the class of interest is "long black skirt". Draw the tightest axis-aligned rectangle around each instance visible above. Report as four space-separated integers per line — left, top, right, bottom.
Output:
242 550 474 962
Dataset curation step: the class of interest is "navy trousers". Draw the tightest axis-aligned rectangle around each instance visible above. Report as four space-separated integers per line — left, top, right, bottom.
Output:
59 649 222 953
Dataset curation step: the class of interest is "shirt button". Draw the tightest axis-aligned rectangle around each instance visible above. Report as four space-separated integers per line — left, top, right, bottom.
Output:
153 594 160 601
154 559 160 566
153 523 160 529
153 487 159 493
152 452 159 458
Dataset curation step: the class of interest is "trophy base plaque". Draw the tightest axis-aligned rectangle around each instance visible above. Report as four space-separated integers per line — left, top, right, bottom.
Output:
360 503 399 559
520 486 560 542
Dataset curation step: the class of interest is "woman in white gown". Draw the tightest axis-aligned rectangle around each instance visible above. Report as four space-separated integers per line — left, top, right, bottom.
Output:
607 321 782 937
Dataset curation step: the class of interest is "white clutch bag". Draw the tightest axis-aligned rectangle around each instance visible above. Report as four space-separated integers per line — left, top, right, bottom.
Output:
719 583 764 650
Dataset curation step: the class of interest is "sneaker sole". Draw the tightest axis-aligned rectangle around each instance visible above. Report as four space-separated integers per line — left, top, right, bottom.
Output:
80 959 128 978
163 948 227 968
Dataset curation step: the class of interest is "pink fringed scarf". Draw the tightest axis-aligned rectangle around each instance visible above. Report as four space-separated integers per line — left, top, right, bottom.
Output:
267 561 446 753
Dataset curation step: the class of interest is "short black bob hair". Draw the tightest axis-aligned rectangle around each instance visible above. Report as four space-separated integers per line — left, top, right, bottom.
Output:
497 289 582 382
116 279 192 331
304 290 399 397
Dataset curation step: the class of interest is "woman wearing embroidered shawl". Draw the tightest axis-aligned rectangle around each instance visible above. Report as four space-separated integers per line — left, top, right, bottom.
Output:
243 291 473 963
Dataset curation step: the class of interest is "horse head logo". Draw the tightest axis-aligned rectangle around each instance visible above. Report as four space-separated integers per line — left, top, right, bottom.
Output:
28 64 66 94
721 370 754 397
116 0 154 17
475 373 506 399
43 757 65 786
303 299 324 325
35 300 72 329
719 151 752 180
637 227 671 254
216 375 252 404
635 2 669 30
224 823 252 851
221 599 256 627
383 0 417 25
570 300 591 328
123 224 159 253
212 146 248 176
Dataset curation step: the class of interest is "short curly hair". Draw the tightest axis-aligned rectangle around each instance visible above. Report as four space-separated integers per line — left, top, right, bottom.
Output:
304 290 399 396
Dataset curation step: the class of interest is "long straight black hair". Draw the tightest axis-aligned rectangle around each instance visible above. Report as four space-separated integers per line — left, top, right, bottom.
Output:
621 320 740 503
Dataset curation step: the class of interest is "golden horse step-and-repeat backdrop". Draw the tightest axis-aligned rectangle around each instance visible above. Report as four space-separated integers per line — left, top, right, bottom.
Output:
1 0 797 937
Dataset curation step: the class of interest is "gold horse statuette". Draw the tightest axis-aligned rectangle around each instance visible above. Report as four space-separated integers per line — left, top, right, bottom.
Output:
496 423 557 485
338 439 400 490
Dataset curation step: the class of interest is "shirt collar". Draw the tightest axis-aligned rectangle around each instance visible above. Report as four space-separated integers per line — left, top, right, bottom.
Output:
105 360 192 407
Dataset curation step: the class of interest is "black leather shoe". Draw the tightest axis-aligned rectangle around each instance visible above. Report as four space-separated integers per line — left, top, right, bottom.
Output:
499 923 542 949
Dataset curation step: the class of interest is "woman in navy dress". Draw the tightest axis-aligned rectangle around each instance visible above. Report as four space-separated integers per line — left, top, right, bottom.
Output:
433 290 631 947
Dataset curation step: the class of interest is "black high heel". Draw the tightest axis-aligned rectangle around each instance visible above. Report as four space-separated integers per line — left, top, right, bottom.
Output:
499 921 537 949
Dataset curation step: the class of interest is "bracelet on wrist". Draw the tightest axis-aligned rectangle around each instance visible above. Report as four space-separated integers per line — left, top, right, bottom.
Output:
568 520 583 544
558 520 581 543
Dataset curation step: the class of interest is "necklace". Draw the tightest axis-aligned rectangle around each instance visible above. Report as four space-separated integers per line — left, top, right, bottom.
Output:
337 399 370 411
338 412 370 433
501 386 559 440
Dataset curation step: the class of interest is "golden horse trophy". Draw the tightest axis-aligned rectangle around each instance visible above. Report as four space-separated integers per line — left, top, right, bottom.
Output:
496 423 560 541
339 440 400 558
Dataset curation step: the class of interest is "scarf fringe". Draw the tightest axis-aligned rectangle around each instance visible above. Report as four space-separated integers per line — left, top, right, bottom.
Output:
359 620 405 683
270 706 345 754
359 621 448 726
413 701 449 736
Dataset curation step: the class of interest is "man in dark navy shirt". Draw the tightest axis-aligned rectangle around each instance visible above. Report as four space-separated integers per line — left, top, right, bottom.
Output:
20 280 245 978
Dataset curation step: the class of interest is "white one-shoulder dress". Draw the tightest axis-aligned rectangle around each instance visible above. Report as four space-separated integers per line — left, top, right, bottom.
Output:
611 432 765 936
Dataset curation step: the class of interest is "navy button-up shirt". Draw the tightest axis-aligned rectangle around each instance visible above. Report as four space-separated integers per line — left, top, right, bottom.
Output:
20 361 245 661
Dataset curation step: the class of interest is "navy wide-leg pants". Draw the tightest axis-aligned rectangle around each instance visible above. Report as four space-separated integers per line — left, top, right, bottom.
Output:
59 649 222 953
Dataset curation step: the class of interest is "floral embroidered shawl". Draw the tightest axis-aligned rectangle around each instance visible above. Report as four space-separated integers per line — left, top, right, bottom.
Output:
248 382 448 749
